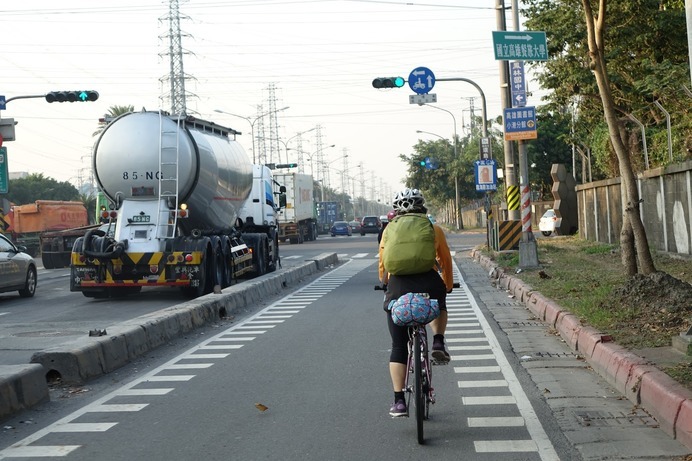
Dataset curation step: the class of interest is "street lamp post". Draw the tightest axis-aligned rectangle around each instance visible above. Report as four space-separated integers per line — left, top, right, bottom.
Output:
322 153 348 191
418 104 460 230
295 144 336 178
259 127 318 164
214 106 289 163
282 127 316 164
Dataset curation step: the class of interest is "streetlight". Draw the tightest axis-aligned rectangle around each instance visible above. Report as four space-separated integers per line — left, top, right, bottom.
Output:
322 153 348 190
214 106 289 163
418 104 460 230
282 127 316 164
295 144 336 178
257 127 317 164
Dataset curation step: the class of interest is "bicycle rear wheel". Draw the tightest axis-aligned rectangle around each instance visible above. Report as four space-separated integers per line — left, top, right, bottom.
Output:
413 332 425 444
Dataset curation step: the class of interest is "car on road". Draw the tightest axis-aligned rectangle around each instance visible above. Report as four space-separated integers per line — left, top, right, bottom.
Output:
330 221 352 237
538 209 558 236
360 216 382 235
0 233 37 298
348 220 361 233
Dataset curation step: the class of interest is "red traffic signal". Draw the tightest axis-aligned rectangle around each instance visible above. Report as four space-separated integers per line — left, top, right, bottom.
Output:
45 91 99 103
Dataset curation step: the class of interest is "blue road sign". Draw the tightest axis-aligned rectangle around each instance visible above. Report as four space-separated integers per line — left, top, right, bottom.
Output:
408 67 435 95
509 61 526 107
0 147 8 194
0 96 5 111
475 159 497 191
492 31 548 61
503 106 537 141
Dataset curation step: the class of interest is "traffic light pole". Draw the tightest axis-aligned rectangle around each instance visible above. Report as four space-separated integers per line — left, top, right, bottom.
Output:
431 77 490 233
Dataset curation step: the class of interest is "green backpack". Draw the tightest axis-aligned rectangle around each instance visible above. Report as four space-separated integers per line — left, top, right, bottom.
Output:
382 213 436 275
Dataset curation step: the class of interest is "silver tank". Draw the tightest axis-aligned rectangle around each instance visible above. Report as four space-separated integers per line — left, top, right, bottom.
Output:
93 111 253 233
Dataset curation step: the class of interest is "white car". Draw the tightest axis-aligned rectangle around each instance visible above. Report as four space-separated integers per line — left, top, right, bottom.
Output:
538 209 558 236
0 233 37 297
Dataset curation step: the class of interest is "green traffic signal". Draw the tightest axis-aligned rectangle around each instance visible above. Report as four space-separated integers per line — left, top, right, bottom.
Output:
372 77 405 89
45 90 99 103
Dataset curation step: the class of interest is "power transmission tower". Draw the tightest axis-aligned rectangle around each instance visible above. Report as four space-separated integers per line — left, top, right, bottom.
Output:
159 0 196 115
266 84 281 164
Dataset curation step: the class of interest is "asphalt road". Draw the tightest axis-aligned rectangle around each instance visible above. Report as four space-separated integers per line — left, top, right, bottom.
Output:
0 231 688 460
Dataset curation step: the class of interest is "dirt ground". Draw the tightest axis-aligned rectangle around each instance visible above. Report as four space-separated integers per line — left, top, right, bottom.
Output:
611 271 692 342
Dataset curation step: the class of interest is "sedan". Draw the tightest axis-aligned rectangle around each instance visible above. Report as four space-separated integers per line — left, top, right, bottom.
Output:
0 233 37 297
348 220 361 233
330 221 352 237
538 209 558 236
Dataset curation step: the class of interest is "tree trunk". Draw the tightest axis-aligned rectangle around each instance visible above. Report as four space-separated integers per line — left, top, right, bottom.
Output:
581 0 656 275
619 183 637 276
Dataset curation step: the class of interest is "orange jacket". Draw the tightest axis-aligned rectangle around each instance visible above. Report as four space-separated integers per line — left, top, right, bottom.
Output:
378 223 453 291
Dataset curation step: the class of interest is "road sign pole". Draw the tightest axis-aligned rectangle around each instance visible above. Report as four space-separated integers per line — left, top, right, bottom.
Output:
495 0 518 224
510 0 539 268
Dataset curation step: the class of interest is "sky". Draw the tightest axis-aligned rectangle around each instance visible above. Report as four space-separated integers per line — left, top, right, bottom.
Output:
0 0 537 204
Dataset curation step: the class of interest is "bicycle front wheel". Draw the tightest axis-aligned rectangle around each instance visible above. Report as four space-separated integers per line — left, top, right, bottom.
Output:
413 332 425 444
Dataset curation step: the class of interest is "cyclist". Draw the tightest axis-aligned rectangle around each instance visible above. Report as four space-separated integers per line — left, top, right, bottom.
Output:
377 209 396 245
378 188 454 417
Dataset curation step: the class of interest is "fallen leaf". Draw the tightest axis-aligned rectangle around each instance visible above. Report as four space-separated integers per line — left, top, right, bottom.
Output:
255 403 269 412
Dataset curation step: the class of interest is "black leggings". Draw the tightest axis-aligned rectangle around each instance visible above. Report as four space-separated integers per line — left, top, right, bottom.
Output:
383 270 447 364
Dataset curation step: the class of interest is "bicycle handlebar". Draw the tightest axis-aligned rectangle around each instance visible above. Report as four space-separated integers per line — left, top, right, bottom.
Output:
375 282 460 291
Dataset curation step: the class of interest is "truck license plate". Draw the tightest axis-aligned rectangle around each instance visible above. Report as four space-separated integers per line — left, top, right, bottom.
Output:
131 215 151 223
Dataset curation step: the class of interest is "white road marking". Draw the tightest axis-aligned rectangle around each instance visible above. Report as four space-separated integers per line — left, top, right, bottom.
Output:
467 416 526 427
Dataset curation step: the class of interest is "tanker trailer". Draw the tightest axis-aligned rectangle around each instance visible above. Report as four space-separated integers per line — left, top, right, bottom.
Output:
70 111 278 298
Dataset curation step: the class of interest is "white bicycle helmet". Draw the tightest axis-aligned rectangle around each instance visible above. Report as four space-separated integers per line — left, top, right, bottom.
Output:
392 188 425 212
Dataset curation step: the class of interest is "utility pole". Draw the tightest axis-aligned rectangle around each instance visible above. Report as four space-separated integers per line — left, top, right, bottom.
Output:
512 0 539 267
495 0 518 223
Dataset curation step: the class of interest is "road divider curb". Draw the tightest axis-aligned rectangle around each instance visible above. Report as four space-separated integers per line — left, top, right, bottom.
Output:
2 253 337 421
0 364 49 421
471 248 692 450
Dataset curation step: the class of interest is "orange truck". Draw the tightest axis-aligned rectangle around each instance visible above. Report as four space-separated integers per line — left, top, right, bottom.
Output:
5 200 89 266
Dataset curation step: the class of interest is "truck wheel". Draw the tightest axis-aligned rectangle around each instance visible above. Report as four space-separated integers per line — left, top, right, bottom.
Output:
222 239 233 287
267 235 278 273
212 242 224 291
42 253 55 270
255 241 267 276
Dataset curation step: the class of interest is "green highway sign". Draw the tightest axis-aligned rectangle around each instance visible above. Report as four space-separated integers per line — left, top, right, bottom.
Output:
0 147 8 194
492 31 548 61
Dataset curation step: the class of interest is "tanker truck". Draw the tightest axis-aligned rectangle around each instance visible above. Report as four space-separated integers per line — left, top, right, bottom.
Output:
70 111 279 298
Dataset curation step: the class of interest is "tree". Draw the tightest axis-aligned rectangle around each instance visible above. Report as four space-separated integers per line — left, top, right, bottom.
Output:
93 105 135 137
525 109 574 198
6 173 79 205
581 0 656 275
78 192 98 225
523 0 691 177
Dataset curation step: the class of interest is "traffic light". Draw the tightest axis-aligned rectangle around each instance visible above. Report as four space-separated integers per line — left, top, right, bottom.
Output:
372 77 405 89
419 157 439 170
45 91 99 103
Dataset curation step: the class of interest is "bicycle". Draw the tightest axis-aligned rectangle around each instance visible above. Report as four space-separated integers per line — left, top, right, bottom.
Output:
375 284 456 444
407 318 435 444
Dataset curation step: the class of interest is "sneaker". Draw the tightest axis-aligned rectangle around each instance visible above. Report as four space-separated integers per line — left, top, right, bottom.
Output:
389 400 408 417
432 338 451 363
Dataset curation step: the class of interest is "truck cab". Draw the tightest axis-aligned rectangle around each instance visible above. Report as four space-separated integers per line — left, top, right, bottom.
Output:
238 164 281 229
